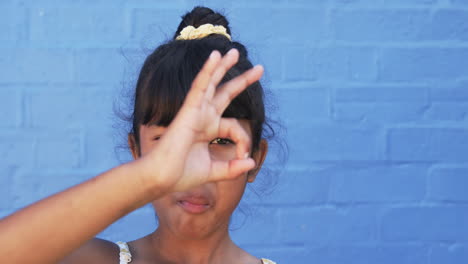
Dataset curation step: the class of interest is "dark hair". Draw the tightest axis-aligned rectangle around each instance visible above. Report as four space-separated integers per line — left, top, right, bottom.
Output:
129 6 273 156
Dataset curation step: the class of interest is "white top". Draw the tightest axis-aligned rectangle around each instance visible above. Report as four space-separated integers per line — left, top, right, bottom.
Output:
115 241 277 264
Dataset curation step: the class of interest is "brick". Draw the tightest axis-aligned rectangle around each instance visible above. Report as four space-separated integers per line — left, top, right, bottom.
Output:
244 167 330 205
329 164 427 203
287 123 380 162
231 207 279 245
335 87 428 102
279 206 378 244
11 170 87 209
430 244 468 264
75 48 127 84
0 166 16 209
0 90 20 127
29 89 115 129
257 44 283 81
0 132 35 167
30 8 126 43
0 8 27 45
379 48 468 82
229 8 275 43
35 130 82 169
275 87 329 123
84 126 121 170
305 244 427 264
0 48 73 83
284 46 316 81
424 103 468 121
381 206 468 242
271 9 328 43
431 87 468 102
131 8 184 41
334 102 428 123
305 47 377 82
451 0 468 5
331 10 431 42
428 167 468 202
431 10 468 41
387 128 468 162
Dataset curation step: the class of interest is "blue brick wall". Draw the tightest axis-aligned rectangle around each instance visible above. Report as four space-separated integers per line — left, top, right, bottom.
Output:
1 1 468 263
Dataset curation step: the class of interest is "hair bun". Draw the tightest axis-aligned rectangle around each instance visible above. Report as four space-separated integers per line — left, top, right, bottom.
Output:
174 6 231 39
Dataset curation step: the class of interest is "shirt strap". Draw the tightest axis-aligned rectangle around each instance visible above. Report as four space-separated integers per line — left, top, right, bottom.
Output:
116 241 132 264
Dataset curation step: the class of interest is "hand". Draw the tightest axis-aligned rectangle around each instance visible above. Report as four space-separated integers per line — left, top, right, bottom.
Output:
134 48 264 195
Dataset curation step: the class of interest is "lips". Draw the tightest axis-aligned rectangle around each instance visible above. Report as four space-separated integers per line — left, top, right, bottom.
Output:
176 194 213 214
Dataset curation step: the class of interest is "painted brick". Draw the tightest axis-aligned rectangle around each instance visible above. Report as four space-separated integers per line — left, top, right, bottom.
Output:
387 128 468 162
381 206 468 242
334 102 428 123
29 89 115 129
301 245 427 264
431 10 468 41
35 129 82 169
305 47 377 81
428 167 468 202
279 206 378 244
231 207 280 245
331 10 431 42
276 87 329 122
288 123 381 162
131 8 184 41
0 8 27 45
11 170 87 209
0 90 20 128
0 132 35 168
0 48 73 83
424 103 468 121
30 8 126 43
335 87 428 102
243 167 330 205
74 48 127 84
379 48 468 82
430 244 468 264
271 9 328 43
84 126 122 170
329 164 427 203
431 87 468 102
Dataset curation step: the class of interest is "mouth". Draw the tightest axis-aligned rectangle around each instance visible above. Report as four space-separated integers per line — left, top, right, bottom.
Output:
177 196 212 214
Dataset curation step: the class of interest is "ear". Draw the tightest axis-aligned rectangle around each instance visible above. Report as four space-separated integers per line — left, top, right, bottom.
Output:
128 133 140 160
247 139 268 183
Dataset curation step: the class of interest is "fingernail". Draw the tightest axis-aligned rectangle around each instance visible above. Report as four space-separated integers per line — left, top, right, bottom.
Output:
210 50 217 59
244 152 249 159
228 48 237 55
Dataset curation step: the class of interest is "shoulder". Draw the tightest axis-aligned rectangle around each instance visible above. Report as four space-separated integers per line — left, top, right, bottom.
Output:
59 238 119 264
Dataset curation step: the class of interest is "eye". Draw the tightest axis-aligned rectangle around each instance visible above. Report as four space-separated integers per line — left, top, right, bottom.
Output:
153 135 161 141
210 138 235 145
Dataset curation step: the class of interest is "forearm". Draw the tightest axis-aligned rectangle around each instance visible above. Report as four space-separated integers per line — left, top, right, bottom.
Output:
0 162 157 263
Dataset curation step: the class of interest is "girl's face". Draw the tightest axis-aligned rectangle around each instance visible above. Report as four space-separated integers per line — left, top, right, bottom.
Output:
129 120 267 239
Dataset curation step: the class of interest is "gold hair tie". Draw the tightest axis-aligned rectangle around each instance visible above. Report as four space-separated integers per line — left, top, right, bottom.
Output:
176 24 231 41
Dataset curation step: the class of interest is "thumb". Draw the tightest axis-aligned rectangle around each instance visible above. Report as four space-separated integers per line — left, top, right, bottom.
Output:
209 158 256 182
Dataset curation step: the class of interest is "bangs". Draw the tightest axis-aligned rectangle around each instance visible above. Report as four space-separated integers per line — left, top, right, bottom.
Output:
136 39 257 128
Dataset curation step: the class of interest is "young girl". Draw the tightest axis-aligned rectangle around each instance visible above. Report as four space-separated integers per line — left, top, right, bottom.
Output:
0 6 276 264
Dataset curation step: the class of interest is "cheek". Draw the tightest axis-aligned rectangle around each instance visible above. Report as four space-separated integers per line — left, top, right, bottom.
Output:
208 144 237 161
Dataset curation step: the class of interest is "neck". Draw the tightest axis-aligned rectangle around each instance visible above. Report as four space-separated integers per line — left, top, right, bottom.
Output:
149 224 240 264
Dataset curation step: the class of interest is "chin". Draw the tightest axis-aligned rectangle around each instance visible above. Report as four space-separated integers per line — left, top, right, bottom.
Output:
170 214 228 240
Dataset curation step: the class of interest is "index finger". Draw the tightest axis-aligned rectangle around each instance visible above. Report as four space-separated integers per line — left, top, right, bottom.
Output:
213 64 264 114
184 50 222 107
